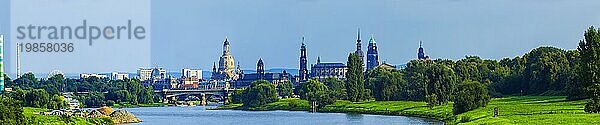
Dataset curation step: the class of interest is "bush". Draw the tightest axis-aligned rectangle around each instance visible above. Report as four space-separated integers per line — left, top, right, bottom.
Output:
0 97 26 124
453 80 491 114
585 99 600 113
106 100 116 106
459 115 471 123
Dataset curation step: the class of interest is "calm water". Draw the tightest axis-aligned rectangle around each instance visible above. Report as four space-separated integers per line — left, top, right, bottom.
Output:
124 106 442 125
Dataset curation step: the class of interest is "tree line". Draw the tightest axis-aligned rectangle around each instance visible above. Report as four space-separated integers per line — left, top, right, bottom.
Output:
4 73 155 108
234 26 600 114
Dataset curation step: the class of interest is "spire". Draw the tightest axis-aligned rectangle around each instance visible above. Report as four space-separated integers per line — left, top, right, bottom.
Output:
369 34 376 44
420 41 423 48
357 28 361 41
317 56 321 64
301 36 305 46
212 62 217 72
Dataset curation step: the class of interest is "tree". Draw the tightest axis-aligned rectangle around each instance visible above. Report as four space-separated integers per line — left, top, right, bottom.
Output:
324 77 346 100
84 92 105 108
453 80 490 114
12 72 39 90
522 47 570 94
300 79 334 109
404 60 429 101
367 66 407 101
25 89 50 108
425 61 457 106
0 97 26 124
346 53 367 102
48 94 68 110
242 80 278 107
277 81 294 98
578 26 600 113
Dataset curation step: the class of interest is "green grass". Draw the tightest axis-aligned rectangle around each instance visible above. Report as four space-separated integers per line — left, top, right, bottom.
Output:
321 100 454 121
213 98 311 111
218 96 600 124
24 107 113 125
456 96 600 124
112 102 167 108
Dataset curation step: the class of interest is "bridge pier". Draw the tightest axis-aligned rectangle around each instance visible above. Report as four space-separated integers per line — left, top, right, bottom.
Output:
201 93 207 106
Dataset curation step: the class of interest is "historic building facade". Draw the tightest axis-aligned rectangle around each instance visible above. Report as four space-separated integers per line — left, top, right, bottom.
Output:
310 57 348 81
366 35 380 70
212 38 239 80
234 58 292 88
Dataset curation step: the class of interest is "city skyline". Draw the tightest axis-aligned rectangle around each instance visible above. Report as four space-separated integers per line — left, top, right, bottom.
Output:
1 0 600 75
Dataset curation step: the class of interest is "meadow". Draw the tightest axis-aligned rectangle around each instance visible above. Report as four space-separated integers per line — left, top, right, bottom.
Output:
217 96 600 124
23 107 113 125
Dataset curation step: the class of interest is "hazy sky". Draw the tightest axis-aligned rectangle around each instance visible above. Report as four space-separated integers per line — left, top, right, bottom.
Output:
2 0 600 74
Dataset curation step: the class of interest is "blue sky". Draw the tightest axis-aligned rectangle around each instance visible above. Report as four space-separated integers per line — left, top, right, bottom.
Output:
2 0 600 75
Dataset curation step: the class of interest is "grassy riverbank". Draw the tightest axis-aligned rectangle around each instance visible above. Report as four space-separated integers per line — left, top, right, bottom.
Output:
23 107 113 125
111 102 167 108
216 96 600 124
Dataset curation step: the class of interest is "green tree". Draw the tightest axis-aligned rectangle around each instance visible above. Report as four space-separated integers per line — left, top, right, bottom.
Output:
25 89 50 108
453 80 490 114
0 97 26 124
346 53 367 102
578 26 600 113
300 79 334 109
324 77 346 100
277 81 294 98
404 60 429 101
522 47 570 94
242 80 278 107
367 66 407 101
84 92 105 108
425 61 457 106
47 94 68 110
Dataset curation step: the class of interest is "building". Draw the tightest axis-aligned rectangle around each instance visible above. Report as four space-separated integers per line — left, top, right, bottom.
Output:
62 93 80 110
80 73 108 79
138 67 166 81
298 37 309 83
212 37 239 80
354 28 364 63
179 77 200 89
199 80 230 90
111 72 129 80
182 68 202 78
149 77 178 90
418 41 430 60
234 58 292 88
310 57 347 81
366 35 380 70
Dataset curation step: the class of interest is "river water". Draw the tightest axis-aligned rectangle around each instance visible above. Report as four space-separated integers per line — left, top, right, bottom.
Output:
123 106 442 125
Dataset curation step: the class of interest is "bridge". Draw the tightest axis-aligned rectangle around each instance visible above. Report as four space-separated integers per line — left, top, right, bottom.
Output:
154 89 236 105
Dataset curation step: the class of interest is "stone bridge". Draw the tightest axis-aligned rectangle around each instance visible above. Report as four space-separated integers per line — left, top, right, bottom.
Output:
154 89 235 105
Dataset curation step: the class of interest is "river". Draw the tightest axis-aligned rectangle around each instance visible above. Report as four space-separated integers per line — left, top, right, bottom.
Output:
123 106 442 125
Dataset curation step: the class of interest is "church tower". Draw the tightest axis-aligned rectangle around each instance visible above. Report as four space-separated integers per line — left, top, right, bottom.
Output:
354 28 364 63
213 37 237 80
366 35 379 70
299 37 308 82
418 41 428 60
257 58 265 79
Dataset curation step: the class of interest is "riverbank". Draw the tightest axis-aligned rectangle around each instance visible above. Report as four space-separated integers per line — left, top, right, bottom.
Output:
111 102 167 108
23 107 113 125
215 96 600 124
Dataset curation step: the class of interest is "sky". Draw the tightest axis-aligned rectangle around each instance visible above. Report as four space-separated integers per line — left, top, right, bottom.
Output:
2 0 600 76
